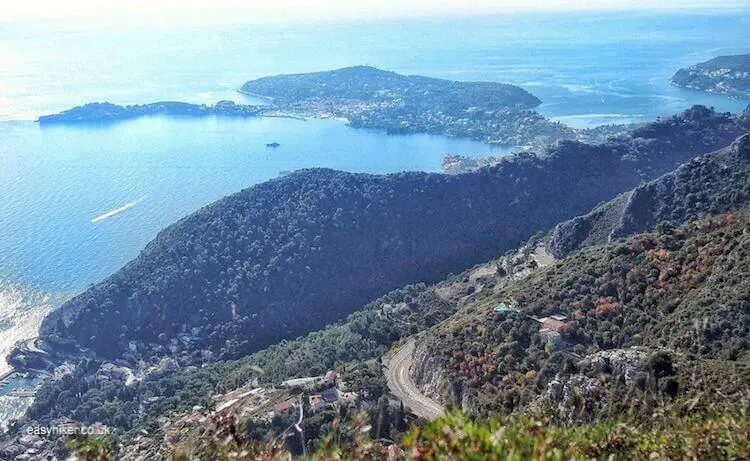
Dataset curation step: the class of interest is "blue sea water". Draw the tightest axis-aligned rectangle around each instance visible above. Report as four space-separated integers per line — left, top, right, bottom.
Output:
0 9 748 381
0 374 44 396
2 10 748 123
0 117 496 293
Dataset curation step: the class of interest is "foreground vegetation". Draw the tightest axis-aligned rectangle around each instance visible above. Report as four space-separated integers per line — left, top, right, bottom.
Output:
70 409 750 460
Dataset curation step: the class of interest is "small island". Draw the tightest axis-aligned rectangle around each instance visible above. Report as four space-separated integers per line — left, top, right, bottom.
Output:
37 100 264 124
671 53 750 98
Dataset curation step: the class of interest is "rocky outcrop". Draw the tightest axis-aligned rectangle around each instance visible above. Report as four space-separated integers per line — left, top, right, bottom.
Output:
411 337 467 409
547 193 631 258
577 348 650 386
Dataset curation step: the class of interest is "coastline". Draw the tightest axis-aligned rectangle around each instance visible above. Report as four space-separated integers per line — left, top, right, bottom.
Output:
667 79 750 100
36 100 265 124
236 88 275 103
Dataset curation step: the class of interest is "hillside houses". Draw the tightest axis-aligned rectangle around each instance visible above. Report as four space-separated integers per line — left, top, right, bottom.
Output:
272 369 360 418
492 302 571 347
537 314 568 346
273 399 295 416
307 386 360 414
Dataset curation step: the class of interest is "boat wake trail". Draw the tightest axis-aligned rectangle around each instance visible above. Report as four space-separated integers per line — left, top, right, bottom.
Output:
91 196 145 224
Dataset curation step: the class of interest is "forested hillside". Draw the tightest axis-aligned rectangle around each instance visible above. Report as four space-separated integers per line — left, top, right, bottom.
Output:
36 106 749 365
240 66 573 145
240 65 541 109
413 210 750 422
549 132 750 257
671 53 750 97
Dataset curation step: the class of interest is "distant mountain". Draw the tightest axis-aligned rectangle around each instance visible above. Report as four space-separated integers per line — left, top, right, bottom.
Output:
240 66 574 146
671 53 750 98
30 106 748 370
549 132 750 258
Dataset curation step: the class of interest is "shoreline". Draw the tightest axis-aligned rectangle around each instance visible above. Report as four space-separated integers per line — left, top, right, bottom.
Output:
236 88 275 103
36 100 265 125
667 79 750 101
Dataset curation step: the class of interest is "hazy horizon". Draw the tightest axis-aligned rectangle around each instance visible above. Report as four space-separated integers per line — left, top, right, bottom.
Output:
4 0 750 26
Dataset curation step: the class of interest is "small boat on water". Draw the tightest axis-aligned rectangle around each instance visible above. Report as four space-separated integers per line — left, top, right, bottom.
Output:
266 142 281 148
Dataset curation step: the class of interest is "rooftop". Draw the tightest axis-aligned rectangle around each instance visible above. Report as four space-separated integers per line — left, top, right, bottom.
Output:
274 400 295 413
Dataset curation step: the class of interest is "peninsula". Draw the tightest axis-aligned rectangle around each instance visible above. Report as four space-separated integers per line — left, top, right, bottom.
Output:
39 67 632 149
240 65 577 146
671 53 750 98
37 100 264 124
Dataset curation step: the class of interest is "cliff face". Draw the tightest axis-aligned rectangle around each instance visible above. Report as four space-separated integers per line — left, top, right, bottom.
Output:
411 335 474 410
549 132 750 258
671 53 750 97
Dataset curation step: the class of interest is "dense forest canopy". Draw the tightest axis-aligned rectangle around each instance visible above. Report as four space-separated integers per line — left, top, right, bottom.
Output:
241 65 542 110
239 66 578 145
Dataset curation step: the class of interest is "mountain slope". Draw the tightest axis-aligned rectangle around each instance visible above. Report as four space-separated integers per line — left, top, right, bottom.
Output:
410 133 750 421
413 208 750 421
36 106 748 366
549 132 750 258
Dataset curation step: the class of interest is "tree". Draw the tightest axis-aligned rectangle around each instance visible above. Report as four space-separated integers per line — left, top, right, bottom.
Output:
396 401 408 432
370 396 391 440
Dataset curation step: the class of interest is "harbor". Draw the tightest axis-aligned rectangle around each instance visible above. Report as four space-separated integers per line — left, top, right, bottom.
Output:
0 370 46 398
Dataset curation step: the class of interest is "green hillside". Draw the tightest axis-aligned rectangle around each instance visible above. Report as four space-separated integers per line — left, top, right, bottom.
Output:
35 106 747 366
415 210 750 422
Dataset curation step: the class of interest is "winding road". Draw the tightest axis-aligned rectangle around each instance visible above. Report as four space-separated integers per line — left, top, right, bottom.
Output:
385 338 445 421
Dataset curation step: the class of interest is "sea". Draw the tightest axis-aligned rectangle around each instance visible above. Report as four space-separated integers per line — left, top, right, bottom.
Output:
0 8 748 424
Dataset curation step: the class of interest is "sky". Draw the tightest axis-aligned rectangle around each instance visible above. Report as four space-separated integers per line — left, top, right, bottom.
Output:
3 0 749 25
